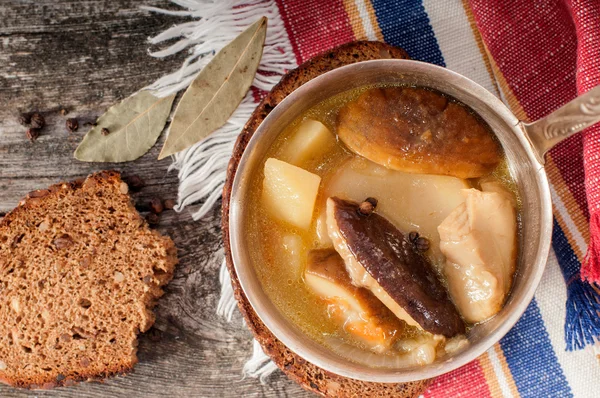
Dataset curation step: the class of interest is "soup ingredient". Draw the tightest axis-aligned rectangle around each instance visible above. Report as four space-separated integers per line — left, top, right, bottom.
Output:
396 334 444 365
263 158 321 230
282 233 305 279
444 335 470 355
305 249 403 352
326 197 465 337
279 119 337 166
336 87 501 178
320 157 469 264
438 187 517 323
159 17 267 159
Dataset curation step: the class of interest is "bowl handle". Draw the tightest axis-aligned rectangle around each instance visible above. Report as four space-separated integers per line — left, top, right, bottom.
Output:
522 84 600 164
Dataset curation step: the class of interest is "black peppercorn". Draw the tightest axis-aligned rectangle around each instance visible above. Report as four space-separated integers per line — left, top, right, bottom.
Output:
125 175 145 191
358 197 378 216
26 128 40 142
149 198 164 214
30 113 45 129
415 236 430 252
408 231 419 243
164 199 176 210
66 118 78 132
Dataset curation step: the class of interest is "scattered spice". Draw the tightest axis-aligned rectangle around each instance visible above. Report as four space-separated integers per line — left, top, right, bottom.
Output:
101 127 110 136
164 199 176 210
60 108 68 116
408 231 429 251
26 128 40 142
158 17 267 159
30 113 45 129
416 237 430 252
146 213 159 225
66 118 78 132
125 175 145 191
408 231 420 243
18 113 31 126
149 198 164 214
358 197 378 216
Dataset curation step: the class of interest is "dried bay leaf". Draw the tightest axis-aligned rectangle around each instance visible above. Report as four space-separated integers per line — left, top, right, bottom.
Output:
158 17 267 159
74 91 176 162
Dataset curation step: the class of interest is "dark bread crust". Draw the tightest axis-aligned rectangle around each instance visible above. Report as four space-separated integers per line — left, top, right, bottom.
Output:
222 41 431 397
0 170 178 389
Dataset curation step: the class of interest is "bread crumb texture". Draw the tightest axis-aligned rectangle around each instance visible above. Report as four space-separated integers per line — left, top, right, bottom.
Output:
0 171 177 389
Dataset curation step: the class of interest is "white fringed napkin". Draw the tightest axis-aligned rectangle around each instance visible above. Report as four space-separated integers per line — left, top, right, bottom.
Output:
143 0 297 380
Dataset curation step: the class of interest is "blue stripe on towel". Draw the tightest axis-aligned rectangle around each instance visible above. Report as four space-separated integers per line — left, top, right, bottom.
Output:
500 269 572 395
370 0 445 66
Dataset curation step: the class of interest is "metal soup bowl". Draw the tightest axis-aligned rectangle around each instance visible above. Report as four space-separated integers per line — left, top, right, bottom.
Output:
229 59 600 382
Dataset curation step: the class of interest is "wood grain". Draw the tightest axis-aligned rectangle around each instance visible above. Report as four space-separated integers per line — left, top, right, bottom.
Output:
0 1 311 396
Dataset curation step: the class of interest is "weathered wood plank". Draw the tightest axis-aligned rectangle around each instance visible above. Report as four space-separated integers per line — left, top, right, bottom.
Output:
0 1 311 396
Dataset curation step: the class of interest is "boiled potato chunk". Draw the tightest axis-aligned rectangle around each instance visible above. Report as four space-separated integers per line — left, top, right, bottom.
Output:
263 158 321 230
279 119 337 166
321 157 469 265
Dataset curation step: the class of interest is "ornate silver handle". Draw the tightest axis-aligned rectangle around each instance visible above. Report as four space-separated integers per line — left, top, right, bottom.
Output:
522 84 600 164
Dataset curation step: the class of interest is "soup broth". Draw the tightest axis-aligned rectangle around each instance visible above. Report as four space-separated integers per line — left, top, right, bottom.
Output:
245 84 519 365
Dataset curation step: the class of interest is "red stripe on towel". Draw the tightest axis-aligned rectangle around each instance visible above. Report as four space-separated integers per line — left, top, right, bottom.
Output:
468 0 588 219
275 0 355 64
424 359 493 398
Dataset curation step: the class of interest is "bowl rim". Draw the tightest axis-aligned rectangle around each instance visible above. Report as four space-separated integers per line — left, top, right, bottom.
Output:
229 59 553 382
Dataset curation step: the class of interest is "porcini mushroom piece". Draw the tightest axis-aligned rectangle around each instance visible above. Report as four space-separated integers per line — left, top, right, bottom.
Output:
326 197 465 337
336 87 501 179
305 249 404 352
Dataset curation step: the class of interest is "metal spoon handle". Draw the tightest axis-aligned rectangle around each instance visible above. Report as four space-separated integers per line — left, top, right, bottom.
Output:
522 84 600 164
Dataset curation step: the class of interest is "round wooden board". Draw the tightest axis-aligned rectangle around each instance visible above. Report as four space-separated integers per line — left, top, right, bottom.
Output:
221 41 432 397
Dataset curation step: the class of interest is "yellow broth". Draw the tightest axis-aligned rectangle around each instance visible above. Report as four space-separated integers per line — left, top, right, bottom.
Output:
244 85 519 355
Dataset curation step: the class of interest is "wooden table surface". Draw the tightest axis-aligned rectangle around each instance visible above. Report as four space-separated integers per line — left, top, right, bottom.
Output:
0 1 311 397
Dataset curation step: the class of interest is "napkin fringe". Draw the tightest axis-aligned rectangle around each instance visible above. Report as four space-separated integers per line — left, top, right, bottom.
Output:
565 273 600 350
583 213 600 283
143 0 297 381
142 0 296 220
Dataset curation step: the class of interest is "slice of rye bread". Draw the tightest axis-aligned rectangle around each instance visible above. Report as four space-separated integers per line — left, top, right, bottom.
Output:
223 41 432 397
0 171 177 389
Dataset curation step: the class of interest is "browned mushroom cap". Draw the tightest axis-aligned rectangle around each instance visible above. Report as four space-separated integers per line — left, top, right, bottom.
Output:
327 196 465 337
336 87 501 179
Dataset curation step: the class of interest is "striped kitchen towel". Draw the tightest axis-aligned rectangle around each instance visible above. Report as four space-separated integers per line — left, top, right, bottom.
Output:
144 0 600 397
